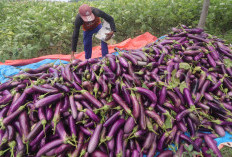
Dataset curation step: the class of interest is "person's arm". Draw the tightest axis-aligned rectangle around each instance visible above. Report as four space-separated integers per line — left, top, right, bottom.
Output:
71 14 83 60
92 7 116 41
92 7 116 32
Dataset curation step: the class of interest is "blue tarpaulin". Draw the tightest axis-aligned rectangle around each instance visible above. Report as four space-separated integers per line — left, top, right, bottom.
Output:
0 59 69 83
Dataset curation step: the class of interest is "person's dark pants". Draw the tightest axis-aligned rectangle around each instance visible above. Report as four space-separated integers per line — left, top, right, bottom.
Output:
83 24 108 59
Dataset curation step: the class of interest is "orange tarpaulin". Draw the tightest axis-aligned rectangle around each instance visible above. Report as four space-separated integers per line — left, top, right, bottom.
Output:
0 32 157 66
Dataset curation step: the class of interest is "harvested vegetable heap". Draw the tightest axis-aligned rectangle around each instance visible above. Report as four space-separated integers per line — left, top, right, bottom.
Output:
0 25 232 157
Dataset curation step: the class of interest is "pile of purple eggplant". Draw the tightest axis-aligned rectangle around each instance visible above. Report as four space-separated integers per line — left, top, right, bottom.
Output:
0 25 232 157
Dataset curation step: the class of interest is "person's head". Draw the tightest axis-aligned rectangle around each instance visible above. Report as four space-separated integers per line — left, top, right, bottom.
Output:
79 4 95 22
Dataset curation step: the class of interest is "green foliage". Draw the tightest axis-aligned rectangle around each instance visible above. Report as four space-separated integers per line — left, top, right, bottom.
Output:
183 144 201 157
206 0 232 43
220 145 232 157
0 0 232 62
179 62 191 70
224 58 232 68
0 1 78 62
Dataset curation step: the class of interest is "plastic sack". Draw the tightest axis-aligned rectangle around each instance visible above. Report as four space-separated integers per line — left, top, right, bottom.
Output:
95 20 115 44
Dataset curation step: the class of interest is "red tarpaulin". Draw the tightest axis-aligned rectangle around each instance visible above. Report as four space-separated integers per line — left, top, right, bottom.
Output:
0 32 157 66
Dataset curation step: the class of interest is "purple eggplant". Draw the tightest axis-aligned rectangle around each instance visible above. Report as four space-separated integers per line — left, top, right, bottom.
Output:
88 124 103 153
118 56 129 68
145 110 164 129
71 131 84 157
124 117 136 134
32 85 59 94
0 93 12 105
46 106 54 121
147 135 157 157
7 87 33 114
36 139 63 157
2 102 28 127
107 119 126 141
85 109 100 123
183 88 194 107
80 90 103 108
69 95 78 119
214 124 225 137
25 120 43 142
157 150 174 157
112 93 133 117
30 124 50 147
103 111 121 127
19 111 30 142
35 93 64 108
204 135 222 157
159 86 167 105
91 150 108 157
167 90 181 108
115 129 123 156
130 87 157 104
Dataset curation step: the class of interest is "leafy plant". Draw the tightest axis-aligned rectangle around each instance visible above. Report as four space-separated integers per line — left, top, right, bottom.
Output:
220 145 232 157
0 0 231 62
182 144 201 157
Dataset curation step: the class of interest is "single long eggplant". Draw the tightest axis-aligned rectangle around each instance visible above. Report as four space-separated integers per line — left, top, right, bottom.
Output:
2 102 28 127
7 87 33 114
107 119 126 141
69 95 78 119
204 135 222 157
0 93 12 105
35 93 64 108
112 93 133 117
124 117 136 134
71 131 84 157
85 109 100 123
167 90 181 108
36 139 63 157
129 92 139 120
130 87 157 104
88 124 103 153
19 111 30 142
183 88 194 107
32 85 59 94
103 111 121 127
80 90 103 108
118 56 129 68
115 129 124 156
157 150 174 157
145 110 164 129
91 150 108 157
30 124 50 147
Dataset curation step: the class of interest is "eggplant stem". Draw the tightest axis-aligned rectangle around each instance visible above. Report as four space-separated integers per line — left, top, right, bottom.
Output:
75 120 87 125
52 118 59 135
9 141 16 157
0 118 4 129
41 119 47 137
79 149 86 157
0 137 7 146
26 142 29 155
94 105 110 112
126 125 139 141
0 148 10 156
65 137 76 147
71 134 77 147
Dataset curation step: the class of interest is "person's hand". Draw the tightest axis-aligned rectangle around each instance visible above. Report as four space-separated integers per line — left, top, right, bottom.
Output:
70 51 76 61
105 31 114 41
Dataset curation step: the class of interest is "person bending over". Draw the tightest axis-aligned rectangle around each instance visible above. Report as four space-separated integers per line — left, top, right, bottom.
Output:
71 4 116 60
